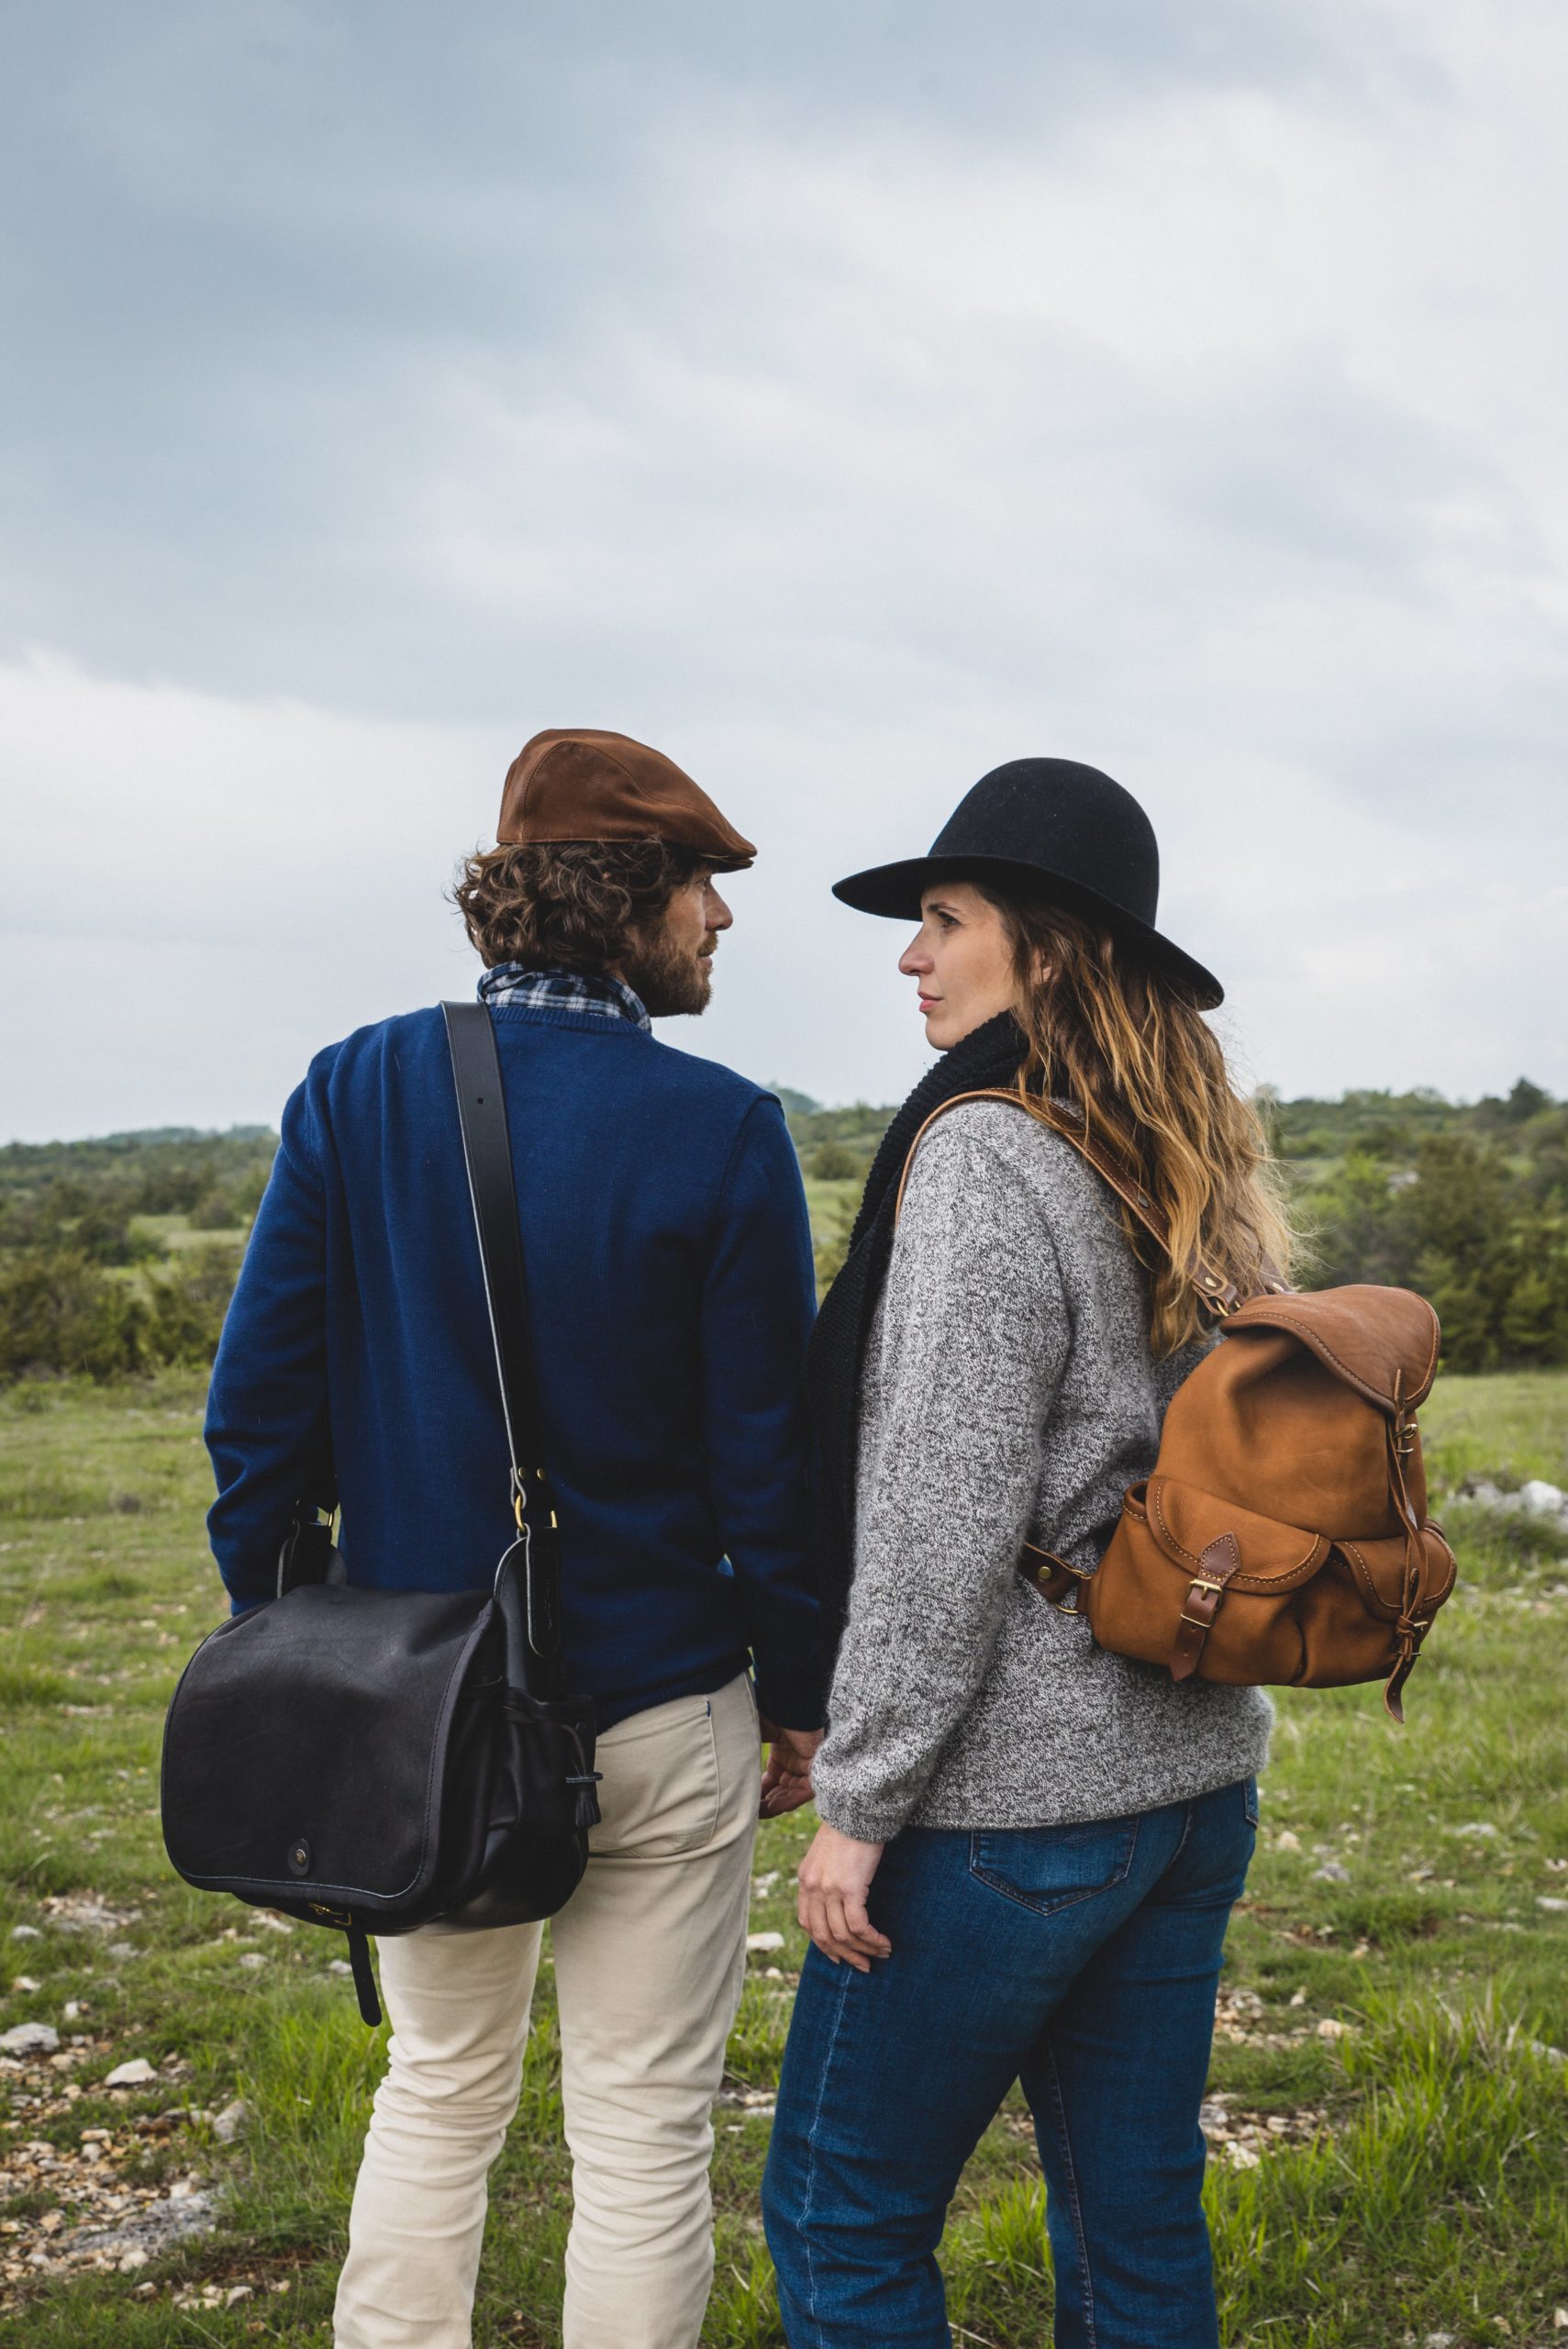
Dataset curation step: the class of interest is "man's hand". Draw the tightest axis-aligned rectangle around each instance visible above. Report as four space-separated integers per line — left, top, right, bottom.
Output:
759 1720 823 1819
797 1821 891 1972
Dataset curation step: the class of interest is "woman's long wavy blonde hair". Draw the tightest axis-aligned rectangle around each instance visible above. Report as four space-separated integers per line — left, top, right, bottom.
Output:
984 892 1296 1355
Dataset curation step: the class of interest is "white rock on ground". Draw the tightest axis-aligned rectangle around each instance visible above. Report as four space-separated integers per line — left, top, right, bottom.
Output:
1463 1477 1568 1526
71 2188 217 2268
0 2022 60 2056
102 2057 159 2087
41 1897 140 1934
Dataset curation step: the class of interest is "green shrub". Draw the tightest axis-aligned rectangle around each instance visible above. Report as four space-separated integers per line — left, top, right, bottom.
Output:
0 1241 246 1386
145 1245 242 1365
188 1187 242 1230
1306 1132 1568 1370
0 1250 149 1381
807 1141 862 1182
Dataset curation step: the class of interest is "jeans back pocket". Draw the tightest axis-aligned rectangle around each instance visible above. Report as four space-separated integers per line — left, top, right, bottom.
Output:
969 1816 1140 1917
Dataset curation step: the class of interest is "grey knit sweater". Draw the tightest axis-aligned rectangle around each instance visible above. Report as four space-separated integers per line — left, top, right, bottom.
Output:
811 1099 1272 1842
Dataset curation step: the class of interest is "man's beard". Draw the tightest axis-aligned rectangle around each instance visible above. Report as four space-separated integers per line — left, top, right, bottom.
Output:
619 929 716 1018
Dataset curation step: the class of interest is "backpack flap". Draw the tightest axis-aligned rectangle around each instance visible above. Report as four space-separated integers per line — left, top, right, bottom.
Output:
161 1583 498 1917
1219 1285 1442 1413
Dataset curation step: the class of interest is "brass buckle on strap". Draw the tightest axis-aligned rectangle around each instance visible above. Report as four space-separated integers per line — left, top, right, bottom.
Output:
1050 1559 1091 1616
1021 1542 1091 1615
1178 1576 1228 1631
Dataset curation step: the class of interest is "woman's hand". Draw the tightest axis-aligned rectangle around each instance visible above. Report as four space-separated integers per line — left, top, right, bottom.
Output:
797 1822 892 1971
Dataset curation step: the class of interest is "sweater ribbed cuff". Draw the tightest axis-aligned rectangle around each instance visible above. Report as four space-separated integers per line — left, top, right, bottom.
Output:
810 1777 911 1845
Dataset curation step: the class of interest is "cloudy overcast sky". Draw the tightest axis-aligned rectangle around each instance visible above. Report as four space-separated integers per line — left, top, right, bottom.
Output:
4 0 1565 1140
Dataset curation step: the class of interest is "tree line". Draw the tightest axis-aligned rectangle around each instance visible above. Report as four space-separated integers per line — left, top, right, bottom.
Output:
1274 1080 1568 1371
2 1079 1564 1382
0 1130 274 1384
781 1075 1568 1372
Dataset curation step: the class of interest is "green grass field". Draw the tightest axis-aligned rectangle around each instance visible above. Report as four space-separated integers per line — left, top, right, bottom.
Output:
2 1370 1566 2344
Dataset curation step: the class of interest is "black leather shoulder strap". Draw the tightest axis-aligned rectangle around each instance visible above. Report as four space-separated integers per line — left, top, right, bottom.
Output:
442 1000 563 1675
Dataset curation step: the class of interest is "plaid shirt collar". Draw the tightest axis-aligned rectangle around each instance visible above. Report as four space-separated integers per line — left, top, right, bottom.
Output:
477 963 651 1033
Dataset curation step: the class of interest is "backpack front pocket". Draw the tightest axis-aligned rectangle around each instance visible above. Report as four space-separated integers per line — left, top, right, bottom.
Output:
1086 1475 1329 1687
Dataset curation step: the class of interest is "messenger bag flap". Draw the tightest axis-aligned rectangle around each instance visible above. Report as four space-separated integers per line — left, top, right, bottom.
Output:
161 1583 497 1910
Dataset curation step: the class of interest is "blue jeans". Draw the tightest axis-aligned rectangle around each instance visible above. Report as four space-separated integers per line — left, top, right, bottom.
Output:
762 1777 1259 2349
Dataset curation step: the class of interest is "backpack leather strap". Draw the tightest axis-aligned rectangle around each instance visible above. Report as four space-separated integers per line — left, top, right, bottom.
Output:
1018 1541 1089 1612
894 1088 1289 1625
895 1087 1286 1316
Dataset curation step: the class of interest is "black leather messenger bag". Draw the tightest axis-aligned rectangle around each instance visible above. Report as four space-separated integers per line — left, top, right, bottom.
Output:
161 1001 602 2024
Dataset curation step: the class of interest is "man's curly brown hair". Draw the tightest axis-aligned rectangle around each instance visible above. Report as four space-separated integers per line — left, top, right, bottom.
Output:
452 840 706 973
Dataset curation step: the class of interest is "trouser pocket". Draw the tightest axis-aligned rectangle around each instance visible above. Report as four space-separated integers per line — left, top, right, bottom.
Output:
589 1692 722 1858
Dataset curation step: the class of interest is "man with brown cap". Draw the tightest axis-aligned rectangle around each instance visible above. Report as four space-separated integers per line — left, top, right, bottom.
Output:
205 729 825 2349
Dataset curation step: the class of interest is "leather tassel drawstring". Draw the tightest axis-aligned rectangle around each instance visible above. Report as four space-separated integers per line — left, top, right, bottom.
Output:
1383 1371 1428 1723
563 1726 603 1831
1383 1620 1423 1722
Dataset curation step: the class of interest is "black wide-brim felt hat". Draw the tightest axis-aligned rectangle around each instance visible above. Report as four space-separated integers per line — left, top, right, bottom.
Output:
832 757 1224 1009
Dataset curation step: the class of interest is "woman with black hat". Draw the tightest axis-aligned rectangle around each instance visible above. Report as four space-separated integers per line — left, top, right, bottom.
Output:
762 760 1294 2349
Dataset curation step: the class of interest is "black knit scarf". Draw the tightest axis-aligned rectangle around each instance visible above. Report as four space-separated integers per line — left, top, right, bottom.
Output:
806 1010 1028 1640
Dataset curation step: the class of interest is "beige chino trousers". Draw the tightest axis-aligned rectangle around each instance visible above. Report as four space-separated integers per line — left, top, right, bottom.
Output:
334 1672 761 2349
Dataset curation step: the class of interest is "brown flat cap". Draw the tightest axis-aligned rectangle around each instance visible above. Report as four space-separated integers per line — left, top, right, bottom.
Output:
496 729 755 870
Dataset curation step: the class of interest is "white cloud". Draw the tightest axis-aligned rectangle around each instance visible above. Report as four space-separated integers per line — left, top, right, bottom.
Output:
1 0 1566 1134
4 634 1562 1142
0 654 492 1135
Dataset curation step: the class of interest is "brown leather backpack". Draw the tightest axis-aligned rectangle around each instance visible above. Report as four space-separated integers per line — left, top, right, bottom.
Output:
900 1092 1457 1720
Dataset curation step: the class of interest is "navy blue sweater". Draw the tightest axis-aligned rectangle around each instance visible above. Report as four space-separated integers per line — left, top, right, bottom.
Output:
206 998 824 1731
